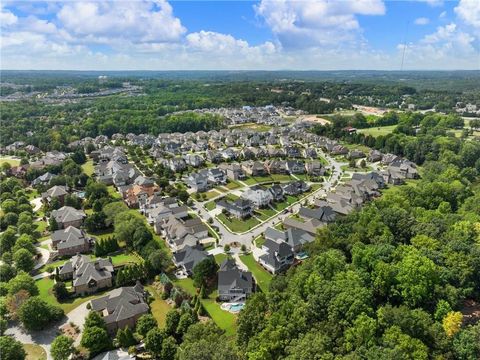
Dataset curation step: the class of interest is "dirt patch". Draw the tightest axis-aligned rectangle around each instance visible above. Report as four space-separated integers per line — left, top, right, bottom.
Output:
60 322 80 342
299 114 331 125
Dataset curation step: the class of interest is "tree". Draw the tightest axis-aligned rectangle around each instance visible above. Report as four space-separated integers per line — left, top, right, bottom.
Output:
443 311 463 337
5 289 30 320
147 249 169 272
0 226 17 253
81 326 111 356
453 323 480 360
13 234 36 255
192 257 218 288
0 335 26 360
116 326 137 348
53 282 69 301
145 327 167 356
165 310 181 336
177 311 197 336
136 314 158 338
0 263 16 282
8 271 38 296
18 296 64 331
13 249 35 273
434 300 452 322
49 216 58 231
50 335 74 360
160 336 177 360
84 310 107 330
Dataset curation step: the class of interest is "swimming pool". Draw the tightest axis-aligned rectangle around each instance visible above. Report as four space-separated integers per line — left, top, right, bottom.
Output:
229 303 245 312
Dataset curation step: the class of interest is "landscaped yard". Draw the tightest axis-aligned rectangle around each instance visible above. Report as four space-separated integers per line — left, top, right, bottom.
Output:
204 201 216 211
201 292 237 336
225 193 239 201
24 344 47 360
81 160 95 176
341 164 373 172
244 174 293 186
254 235 266 248
254 207 278 221
0 157 20 167
146 286 171 327
239 254 272 293
214 253 228 265
203 190 221 200
216 213 260 233
225 180 241 190
38 259 66 273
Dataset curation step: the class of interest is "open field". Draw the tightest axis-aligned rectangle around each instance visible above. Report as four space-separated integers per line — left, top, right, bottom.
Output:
229 123 272 132
357 125 397 137
298 114 331 125
239 254 272 293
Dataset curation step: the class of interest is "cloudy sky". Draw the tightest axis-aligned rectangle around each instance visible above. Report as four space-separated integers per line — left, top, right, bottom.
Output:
1 0 479 70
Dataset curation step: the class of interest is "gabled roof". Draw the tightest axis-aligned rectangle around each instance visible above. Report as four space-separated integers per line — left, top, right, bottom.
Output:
173 245 209 272
218 259 253 294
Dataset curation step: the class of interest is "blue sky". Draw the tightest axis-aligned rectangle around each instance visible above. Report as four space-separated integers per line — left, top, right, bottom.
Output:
1 0 479 70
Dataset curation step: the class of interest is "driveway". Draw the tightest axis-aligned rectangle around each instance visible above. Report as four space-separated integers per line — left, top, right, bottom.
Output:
5 301 90 358
33 245 51 271
30 197 43 212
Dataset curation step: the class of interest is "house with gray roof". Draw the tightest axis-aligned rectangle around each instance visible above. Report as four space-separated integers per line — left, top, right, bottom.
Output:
173 245 210 275
218 259 254 302
58 254 113 296
32 172 57 187
51 226 92 257
90 282 149 335
51 206 86 229
162 216 208 252
42 185 68 205
258 238 295 274
241 185 273 208
217 199 253 219
264 227 315 254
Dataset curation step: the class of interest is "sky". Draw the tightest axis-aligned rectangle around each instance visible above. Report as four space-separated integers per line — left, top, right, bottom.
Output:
1 0 479 70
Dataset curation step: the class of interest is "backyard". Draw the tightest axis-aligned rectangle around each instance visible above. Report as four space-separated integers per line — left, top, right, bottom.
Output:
145 285 171 327
239 254 272 293
81 160 95 176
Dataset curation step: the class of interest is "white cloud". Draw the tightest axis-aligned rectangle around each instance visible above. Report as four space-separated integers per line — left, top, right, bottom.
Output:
414 0 443 7
254 0 385 49
57 0 186 44
414 17 430 25
454 0 480 28
439 11 447 19
0 8 17 27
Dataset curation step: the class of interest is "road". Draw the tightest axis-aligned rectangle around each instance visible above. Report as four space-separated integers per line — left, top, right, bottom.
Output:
191 149 345 249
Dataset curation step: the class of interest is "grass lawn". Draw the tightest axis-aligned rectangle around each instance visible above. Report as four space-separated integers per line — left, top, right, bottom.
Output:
358 125 397 137
26 188 39 200
0 157 20 167
37 277 105 313
204 201 216 211
203 190 221 200
254 235 266 248
36 220 49 233
225 181 241 190
225 193 239 201
173 278 197 296
81 160 95 176
341 165 373 172
214 253 228 265
38 259 66 273
229 123 272 132
88 228 115 241
202 293 237 337
24 344 47 360
105 252 141 266
146 286 171 327
107 186 122 200
216 213 260 233
254 208 278 221
272 200 290 212
239 254 272 293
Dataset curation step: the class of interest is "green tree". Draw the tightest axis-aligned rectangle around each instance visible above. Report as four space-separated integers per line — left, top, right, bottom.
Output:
81 326 111 356
145 327 167 356
160 336 177 360
50 335 74 360
18 296 64 331
453 323 480 360
13 249 35 273
0 335 26 360
165 310 181 336
52 282 69 301
8 271 38 296
116 326 137 348
192 257 218 288
136 314 158 338
84 310 107 330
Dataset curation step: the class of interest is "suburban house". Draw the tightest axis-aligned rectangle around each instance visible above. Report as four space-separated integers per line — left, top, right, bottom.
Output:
162 216 209 252
286 160 305 174
185 172 209 192
348 150 366 159
217 199 253 219
218 259 254 302
206 168 227 185
264 227 315 253
90 282 149 335
258 238 295 274
32 172 57 187
331 145 348 155
184 154 205 168
51 226 92 257
368 150 383 162
264 160 288 174
242 161 266 176
219 163 246 181
173 245 210 275
298 205 337 223
124 178 160 209
305 161 326 176
41 185 68 205
58 254 113 296
168 157 187 173
241 185 273 208
269 184 285 202
149 204 189 232
282 181 310 196
51 206 86 229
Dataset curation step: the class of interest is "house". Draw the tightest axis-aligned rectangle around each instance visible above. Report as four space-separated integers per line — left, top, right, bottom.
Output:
269 184 284 202
206 168 227 185
51 206 86 229
51 226 92 257
218 259 254 302
285 146 302 158
25 145 41 155
286 160 305 174
219 163 246 181
58 254 113 296
282 181 310 196
185 172 209 192
265 160 288 174
258 238 295 274
41 185 68 205
389 160 419 179
184 154 205 168
32 172 57 187
304 148 317 158
264 227 314 253
90 282 149 335
368 150 383 163
173 245 210 275
124 180 160 209
162 216 209 252
168 157 187 173
217 199 253 219
348 150 366 159
331 145 348 155
298 205 336 223
241 185 273 208
242 161 266 176
305 161 325 176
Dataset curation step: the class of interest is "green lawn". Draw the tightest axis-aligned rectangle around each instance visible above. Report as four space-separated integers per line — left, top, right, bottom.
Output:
216 213 260 233
106 252 141 266
36 220 49 233
37 277 105 313
81 160 95 176
203 190 221 200
107 186 122 200
173 278 197 296
225 193 239 201
229 123 272 132
214 253 228 265
341 164 373 172
254 235 266 248
38 259 66 273
26 188 39 200
0 157 20 167
254 207 278 221
146 286 171 327
244 174 293 186
24 344 47 360
225 181 241 190
204 201 216 211
357 125 397 137
239 254 272 293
